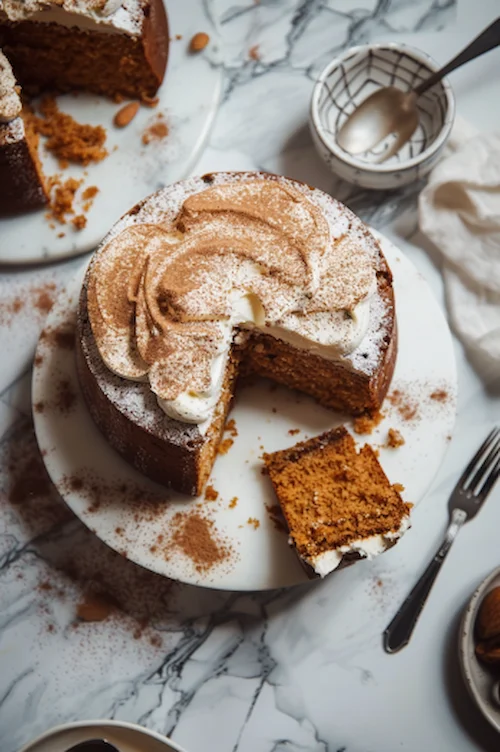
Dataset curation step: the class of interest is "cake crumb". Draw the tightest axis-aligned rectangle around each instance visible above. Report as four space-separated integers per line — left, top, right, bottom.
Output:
353 410 384 435
72 214 87 230
247 517 260 529
249 44 260 60
218 437 234 455
33 97 107 166
392 483 405 493
228 497 238 509
204 484 219 502
142 113 169 144
386 428 405 448
288 428 300 436
224 418 238 437
48 177 82 224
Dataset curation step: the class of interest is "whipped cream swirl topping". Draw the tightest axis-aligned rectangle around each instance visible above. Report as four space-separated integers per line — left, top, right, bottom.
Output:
87 180 377 426
0 0 122 20
0 51 21 123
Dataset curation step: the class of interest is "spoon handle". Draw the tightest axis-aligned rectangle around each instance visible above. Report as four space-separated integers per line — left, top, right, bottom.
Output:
414 17 500 96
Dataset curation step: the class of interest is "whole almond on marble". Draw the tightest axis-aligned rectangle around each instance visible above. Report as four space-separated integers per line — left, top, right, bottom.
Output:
476 586 500 641
114 102 140 128
190 32 210 52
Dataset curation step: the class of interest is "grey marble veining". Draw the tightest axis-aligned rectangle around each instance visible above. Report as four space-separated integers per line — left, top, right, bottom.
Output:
2 1 500 751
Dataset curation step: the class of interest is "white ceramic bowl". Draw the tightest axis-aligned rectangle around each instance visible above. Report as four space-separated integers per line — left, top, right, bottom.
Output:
17 719 187 752
459 567 500 734
310 43 455 190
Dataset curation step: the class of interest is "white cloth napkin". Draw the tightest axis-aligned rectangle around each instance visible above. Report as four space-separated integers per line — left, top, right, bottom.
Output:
418 118 500 379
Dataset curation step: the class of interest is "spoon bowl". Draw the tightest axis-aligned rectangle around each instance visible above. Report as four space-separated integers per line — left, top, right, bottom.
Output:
310 43 455 190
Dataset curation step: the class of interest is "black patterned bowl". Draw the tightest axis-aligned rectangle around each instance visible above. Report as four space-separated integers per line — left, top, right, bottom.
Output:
310 43 455 190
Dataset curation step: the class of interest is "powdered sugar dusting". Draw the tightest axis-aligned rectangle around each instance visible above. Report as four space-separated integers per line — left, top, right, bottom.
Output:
86 173 394 424
0 0 147 34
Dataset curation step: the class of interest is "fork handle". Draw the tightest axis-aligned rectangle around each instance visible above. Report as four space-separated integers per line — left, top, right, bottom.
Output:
383 508 467 653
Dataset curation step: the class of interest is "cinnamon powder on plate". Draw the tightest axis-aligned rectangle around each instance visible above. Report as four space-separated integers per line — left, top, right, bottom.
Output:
170 511 229 572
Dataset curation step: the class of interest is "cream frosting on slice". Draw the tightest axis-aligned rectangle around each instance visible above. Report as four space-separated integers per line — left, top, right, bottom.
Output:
87 179 378 425
0 0 145 35
0 51 21 123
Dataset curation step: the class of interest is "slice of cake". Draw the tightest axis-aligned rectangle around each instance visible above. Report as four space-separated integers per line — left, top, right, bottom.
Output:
0 51 48 215
76 171 397 495
263 427 411 576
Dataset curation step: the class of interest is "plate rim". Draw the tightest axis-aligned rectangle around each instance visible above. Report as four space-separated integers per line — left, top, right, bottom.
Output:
17 718 188 752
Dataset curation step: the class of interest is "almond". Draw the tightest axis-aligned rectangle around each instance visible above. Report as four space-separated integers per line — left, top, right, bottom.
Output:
113 101 140 128
476 639 500 666
190 32 210 52
476 586 500 641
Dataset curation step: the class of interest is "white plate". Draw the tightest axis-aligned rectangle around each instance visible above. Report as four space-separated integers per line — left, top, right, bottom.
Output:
459 567 500 734
0 0 221 265
32 230 457 591
18 719 187 752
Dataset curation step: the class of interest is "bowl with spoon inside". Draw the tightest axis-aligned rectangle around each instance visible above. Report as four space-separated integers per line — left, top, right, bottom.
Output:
310 43 455 190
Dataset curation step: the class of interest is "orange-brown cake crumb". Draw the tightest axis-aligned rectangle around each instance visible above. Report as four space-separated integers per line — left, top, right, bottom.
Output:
228 497 238 509
224 418 238 437
288 428 300 436
353 409 384 435
386 428 405 448
142 113 169 144
48 177 82 224
204 484 219 502
217 437 234 455
33 97 108 166
263 427 411 573
72 214 87 231
247 517 260 529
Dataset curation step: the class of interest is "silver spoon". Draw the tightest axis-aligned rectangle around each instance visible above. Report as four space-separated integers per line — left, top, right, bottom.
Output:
337 17 500 161
66 742 119 752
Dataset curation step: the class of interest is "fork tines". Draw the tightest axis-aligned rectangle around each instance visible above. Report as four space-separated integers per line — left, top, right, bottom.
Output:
460 427 500 497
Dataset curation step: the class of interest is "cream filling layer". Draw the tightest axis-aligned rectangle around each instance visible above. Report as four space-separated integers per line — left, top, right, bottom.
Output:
308 515 411 578
0 3 139 35
156 285 373 427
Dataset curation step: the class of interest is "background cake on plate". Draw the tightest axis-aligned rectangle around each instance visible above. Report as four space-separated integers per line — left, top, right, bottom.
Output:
0 0 169 215
76 171 398 496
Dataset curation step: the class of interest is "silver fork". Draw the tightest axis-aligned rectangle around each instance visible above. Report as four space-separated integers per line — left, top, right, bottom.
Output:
384 427 500 654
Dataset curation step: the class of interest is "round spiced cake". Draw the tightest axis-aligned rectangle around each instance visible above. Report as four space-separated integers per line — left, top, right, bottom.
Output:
76 171 397 496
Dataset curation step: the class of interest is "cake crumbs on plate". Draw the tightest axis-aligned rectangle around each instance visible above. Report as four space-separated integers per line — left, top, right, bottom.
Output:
288 428 300 436
71 214 87 230
392 483 405 494
228 497 238 509
217 437 234 455
224 418 238 437
386 428 405 448
32 96 108 166
247 517 260 529
142 113 169 144
353 409 384 435
204 484 219 501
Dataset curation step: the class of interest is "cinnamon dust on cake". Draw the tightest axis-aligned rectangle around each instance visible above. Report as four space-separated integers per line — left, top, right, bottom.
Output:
170 511 229 572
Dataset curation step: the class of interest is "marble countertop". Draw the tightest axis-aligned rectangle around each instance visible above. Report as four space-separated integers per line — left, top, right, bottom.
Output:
2 1 500 750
